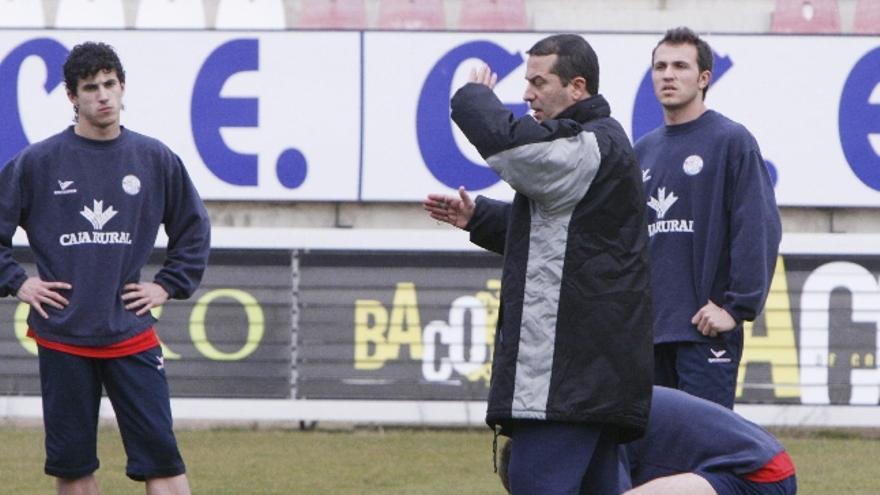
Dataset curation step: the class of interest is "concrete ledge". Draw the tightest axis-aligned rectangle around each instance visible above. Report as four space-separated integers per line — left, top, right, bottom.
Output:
3 396 878 428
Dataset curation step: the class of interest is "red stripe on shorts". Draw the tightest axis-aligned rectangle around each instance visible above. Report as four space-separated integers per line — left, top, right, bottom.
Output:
744 451 796 483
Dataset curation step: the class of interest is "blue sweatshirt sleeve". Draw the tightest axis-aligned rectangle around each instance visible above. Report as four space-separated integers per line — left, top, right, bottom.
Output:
466 195 509 255
0 159 29 297
153 156 211 300
722 148 782 322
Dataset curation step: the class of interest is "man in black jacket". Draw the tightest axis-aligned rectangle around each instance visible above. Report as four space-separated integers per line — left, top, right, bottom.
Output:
424 34 653 494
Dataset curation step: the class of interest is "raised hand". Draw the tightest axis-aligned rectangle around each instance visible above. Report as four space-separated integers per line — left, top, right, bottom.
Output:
469 65 498 89
423 186 475 230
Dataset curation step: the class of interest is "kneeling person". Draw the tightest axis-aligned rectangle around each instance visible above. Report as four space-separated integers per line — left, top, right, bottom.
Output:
498 387 797 495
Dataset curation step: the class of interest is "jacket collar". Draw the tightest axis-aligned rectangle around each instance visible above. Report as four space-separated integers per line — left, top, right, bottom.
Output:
555 94 611 123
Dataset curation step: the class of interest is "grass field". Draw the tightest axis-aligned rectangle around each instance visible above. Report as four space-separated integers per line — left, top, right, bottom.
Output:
3 425 879 494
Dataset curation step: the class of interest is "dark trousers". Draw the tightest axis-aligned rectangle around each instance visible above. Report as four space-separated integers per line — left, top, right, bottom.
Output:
654 340 742 409
507 421 621 495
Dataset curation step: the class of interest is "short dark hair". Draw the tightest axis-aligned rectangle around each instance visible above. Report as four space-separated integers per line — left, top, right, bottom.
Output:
527 34 599 95
63 42 125 95
652 27 713 98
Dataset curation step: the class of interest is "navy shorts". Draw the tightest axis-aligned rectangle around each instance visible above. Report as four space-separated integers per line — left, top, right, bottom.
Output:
654 340 742 409
37 345 185 481
507 421 620 495
700 472 797 495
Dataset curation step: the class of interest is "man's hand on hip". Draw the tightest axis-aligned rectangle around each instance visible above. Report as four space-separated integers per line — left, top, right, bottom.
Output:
16 277 71 319
122 282 169 316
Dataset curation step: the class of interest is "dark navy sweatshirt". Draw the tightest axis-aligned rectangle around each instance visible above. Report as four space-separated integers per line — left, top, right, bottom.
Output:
624 386 789 484
634 110 781 344
0 126 211 347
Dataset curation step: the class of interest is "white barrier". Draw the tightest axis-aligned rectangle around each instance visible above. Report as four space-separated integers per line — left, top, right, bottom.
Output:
3 396 878 428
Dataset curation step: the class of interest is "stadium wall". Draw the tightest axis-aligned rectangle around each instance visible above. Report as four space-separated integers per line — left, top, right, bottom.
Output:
2 229 880 427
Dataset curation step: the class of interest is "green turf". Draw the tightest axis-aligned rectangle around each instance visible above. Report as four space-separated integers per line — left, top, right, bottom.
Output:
2 425 878 494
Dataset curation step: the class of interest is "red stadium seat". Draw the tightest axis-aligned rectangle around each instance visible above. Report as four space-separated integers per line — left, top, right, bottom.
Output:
459 0 527 31
854 0 880 34
378 0 445 30
297 0 366 29
770 0 841 33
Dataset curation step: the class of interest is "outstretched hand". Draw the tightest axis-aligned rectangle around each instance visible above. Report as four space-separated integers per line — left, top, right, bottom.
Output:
122 282 169 316
423 186 475 230
16 277 71 319
691 300 737 338
469 65 498 89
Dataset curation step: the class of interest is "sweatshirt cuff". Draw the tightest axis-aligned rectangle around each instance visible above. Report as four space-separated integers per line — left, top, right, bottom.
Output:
722 303 745 325
463 195 488 232
8 270 27 296
153 279 178 300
